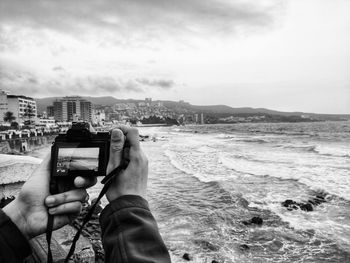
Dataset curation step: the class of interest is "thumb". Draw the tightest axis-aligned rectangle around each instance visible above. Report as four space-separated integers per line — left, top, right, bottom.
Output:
107 129 125 174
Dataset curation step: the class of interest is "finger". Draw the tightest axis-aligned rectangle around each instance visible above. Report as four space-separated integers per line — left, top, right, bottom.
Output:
114 125 140 150
48 201 82 215
74 176 97 188
45 189 87 207
107 129 125 174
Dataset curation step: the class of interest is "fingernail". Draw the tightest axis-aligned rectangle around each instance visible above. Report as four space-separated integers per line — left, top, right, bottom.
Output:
112 130 123 141
75 177 84 187
46 196 55 205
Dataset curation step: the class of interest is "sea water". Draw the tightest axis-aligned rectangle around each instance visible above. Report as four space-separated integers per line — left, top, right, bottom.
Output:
1 121 349 262
141 122 350 262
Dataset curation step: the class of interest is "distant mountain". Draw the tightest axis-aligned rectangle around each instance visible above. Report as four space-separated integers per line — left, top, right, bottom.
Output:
35 96 350 121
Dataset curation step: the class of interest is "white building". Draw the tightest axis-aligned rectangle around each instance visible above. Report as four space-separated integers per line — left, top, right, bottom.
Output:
36 118 56 128
91 109 106 125
0 90 8 123
7 95 37 123
0 91 37 124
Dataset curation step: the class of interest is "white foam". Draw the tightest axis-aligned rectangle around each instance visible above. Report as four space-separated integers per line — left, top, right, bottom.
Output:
315 144 350 158
220 153 350 201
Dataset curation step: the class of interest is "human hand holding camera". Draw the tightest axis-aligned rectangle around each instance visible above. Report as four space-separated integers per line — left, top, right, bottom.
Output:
3 125 147 240
3 156 96 239
106 126 148 202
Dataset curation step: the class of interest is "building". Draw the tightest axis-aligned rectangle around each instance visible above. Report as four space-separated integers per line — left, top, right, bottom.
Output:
6 95 37 123
145 98 152 106
47 106 54 117
194 114 199 124
91 109 106 125
37 118 56 128
52 96 92 122
0 91 8 122
200 113 204 124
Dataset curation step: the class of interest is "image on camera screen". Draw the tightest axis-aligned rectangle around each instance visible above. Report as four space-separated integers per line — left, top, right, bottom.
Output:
56 147 99 175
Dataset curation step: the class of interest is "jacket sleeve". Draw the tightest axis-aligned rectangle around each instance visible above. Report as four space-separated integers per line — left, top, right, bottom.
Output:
0 209 32 263
99 195 171 263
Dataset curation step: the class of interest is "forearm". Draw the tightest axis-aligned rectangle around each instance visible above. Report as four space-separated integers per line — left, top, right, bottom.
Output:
100 195 171 263
2 199 31 239
0 209 32 262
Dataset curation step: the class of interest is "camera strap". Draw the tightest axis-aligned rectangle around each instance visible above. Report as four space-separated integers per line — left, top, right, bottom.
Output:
46 161 128 263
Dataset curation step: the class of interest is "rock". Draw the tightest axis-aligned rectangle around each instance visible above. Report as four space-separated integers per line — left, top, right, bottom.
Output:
242 221 250 226
270 240 283 251
194 240 219 251
282 199 297 207
182 253 192 261
239 244 250 251
299 203 313 211
282 199 314 212
242 216 263 226
211 260 219 263
251 217 263 225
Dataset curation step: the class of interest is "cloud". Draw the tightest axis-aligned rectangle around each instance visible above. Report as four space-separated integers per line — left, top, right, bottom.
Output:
0 0 284 100
0 64 175 96
0 0 282 50
136 78 174 89
52 66 64 71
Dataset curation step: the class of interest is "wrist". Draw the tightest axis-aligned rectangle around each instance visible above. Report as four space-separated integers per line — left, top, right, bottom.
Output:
106 189 147 203
3 199 31 240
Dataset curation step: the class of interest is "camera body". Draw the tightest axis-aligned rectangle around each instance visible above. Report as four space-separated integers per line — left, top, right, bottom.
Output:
50 122 110 194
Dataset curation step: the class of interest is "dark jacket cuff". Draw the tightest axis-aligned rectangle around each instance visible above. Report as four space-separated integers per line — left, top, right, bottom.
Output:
0 209 32 260
100 195 149 224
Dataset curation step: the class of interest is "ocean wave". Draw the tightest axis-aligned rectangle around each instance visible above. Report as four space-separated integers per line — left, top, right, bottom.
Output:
239 138 270 144
219 154 350 201
312 145 350 158
215 133 235 140
277 144 350 158
164 149 194 177
277 144 317 151
164 149 239 183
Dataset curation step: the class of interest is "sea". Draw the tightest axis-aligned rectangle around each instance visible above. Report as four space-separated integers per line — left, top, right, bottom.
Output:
1 121 350 263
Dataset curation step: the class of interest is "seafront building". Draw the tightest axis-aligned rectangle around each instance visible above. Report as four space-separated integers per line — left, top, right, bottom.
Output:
52 96 92 122
0 91 8 121
0 90 37 124
7 95 37 122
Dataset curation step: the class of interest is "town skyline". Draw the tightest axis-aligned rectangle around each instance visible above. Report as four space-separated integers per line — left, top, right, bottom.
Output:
1 0 350 114
2 88 350 116
2 89 349 129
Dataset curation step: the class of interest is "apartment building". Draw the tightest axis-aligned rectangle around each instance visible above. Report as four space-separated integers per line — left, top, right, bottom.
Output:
53 96 92 122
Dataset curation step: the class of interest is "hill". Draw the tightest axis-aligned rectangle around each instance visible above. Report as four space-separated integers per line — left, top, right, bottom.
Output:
35 96 350 121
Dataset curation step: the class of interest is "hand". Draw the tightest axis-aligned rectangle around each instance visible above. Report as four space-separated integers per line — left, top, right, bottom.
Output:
3 155 96 239
106 126 148 202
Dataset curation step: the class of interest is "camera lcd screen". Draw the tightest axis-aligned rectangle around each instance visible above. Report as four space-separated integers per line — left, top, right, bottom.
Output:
56 147 100 176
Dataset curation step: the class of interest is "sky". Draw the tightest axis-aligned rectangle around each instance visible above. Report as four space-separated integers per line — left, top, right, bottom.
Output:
0 0 349 114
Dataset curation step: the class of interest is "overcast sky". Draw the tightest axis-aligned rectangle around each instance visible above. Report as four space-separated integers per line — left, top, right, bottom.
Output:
0 0 349 114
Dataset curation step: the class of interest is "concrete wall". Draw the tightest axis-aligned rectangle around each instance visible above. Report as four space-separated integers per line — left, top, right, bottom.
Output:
0 135 54 154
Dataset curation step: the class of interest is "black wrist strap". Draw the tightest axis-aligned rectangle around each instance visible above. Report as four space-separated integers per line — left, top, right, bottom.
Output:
46 215 54 263
46 161 128 263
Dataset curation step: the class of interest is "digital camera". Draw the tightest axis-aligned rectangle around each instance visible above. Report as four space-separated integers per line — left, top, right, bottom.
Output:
50 122 110 194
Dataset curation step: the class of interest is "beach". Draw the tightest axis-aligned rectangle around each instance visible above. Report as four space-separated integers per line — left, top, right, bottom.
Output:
1 121 350 262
